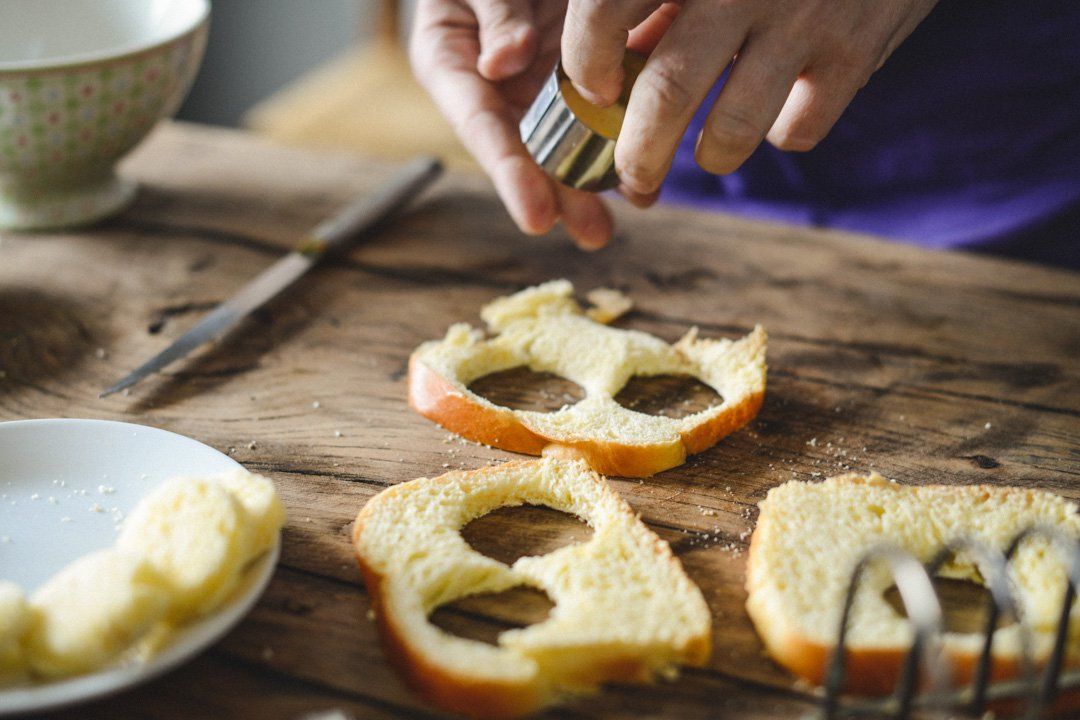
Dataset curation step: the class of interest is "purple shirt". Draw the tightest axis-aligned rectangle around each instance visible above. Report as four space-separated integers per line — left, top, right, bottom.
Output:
662 1 1080 268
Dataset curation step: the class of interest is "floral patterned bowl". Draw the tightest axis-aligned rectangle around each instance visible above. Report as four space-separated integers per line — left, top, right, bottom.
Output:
0 0 209 230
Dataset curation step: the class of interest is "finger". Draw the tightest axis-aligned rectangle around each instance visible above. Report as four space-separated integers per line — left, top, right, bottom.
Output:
617 182 660 208
468 0 537 80
695 36 803 175
411 6 558 234
625 2 680 54
562 0 660 106
555 184 614 250
766 67 866 153
615 2 747 194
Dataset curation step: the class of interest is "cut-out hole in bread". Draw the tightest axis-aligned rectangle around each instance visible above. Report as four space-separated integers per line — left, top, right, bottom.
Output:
614 374 723 419
430 587 555 646
408 280 767 477
747 473 1080 695
884 577 1012 634
353 458 711 718
468 368 586 413
462 505 594 566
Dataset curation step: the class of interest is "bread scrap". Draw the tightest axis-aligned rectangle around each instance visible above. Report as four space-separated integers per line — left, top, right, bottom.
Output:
408 280 767 477
746 473 1080 694
0 582 30 684
6 470 283 680
353 458 711 718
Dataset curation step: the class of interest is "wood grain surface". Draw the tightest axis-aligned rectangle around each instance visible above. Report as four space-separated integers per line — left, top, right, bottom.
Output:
1 123 1077 719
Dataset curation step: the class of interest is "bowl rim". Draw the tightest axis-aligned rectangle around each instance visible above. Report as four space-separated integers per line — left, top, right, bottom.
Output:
0 0 210 75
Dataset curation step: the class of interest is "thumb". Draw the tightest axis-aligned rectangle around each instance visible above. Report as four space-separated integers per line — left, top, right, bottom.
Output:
469 0 537 80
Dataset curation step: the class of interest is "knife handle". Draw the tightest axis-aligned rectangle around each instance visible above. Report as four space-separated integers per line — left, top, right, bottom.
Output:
300 156 443 257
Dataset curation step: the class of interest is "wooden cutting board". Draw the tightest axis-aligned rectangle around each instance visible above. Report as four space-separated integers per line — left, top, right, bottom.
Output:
1 122 1077 719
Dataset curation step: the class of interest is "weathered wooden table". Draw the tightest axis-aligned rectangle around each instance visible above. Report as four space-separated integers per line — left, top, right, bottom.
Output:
2 123 1077 719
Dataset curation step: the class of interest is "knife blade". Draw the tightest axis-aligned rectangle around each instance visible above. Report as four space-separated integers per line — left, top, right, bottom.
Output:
100 156 443 398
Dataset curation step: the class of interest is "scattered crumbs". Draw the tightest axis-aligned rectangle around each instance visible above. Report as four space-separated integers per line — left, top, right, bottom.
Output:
738 528 752 541
98 484 115 495
984 422 992 430
311 400 321 409
48 496 58 505
441 463 450 468
262 646 275 661
724 486 731 493
94 347 108 359
30 493 39 501
304 517 312 523
139 474 147 481
806 437 818 447
227 446 237 455
60 517 71 524
334 430 342 438
899 415 906 421
247 440 257 450
811 472 822 478
699 508 718 517
89 503 104 513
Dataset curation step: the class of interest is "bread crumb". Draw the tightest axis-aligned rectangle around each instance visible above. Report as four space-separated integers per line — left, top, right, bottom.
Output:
94 347 108 359
585 288 633 323
247 440 257 450
312 401 321 409
984 422 992 429
806 437 817 447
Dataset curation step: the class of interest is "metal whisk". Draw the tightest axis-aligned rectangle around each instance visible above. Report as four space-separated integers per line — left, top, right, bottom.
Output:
819 526 1080 719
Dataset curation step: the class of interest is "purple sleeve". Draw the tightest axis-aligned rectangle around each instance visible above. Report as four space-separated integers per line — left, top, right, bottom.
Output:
660 1 1080 267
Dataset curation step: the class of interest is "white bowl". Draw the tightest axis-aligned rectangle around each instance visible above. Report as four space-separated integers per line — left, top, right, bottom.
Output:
0 0 210 230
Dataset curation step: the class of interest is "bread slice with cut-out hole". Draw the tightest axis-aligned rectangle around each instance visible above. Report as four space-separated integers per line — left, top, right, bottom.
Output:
408 280 766 478
353 457 711 718
746 473 1080 695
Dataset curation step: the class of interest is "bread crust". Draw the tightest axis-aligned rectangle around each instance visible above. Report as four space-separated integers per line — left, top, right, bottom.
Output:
408 355 765 478
746 478 1080 697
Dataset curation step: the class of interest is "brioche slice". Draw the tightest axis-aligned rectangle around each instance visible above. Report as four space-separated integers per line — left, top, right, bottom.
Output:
0 582 29 683
353 458 711 718
25 550 171 678
747 474 1080 694
409 280 766 477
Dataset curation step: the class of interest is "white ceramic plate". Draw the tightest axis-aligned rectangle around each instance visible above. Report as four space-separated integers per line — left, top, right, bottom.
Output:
0 419 280 716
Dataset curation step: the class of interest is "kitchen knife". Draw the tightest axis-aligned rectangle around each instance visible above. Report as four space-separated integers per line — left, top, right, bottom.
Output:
100 156 442 398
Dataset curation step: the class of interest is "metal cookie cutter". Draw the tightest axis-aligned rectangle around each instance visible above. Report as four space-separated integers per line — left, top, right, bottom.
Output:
520 52 645 192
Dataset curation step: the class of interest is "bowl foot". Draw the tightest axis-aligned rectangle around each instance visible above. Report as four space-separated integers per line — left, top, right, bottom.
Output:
0 172 137 231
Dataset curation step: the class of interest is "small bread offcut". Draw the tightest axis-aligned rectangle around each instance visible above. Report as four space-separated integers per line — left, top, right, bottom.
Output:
11 470 284 680
353 458 711 718
0 582 30 683
409 280 767 477
746 474 1080 694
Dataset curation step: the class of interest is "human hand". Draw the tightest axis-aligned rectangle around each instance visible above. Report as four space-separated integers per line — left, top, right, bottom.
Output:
561 0 939 195
412 0 629 250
